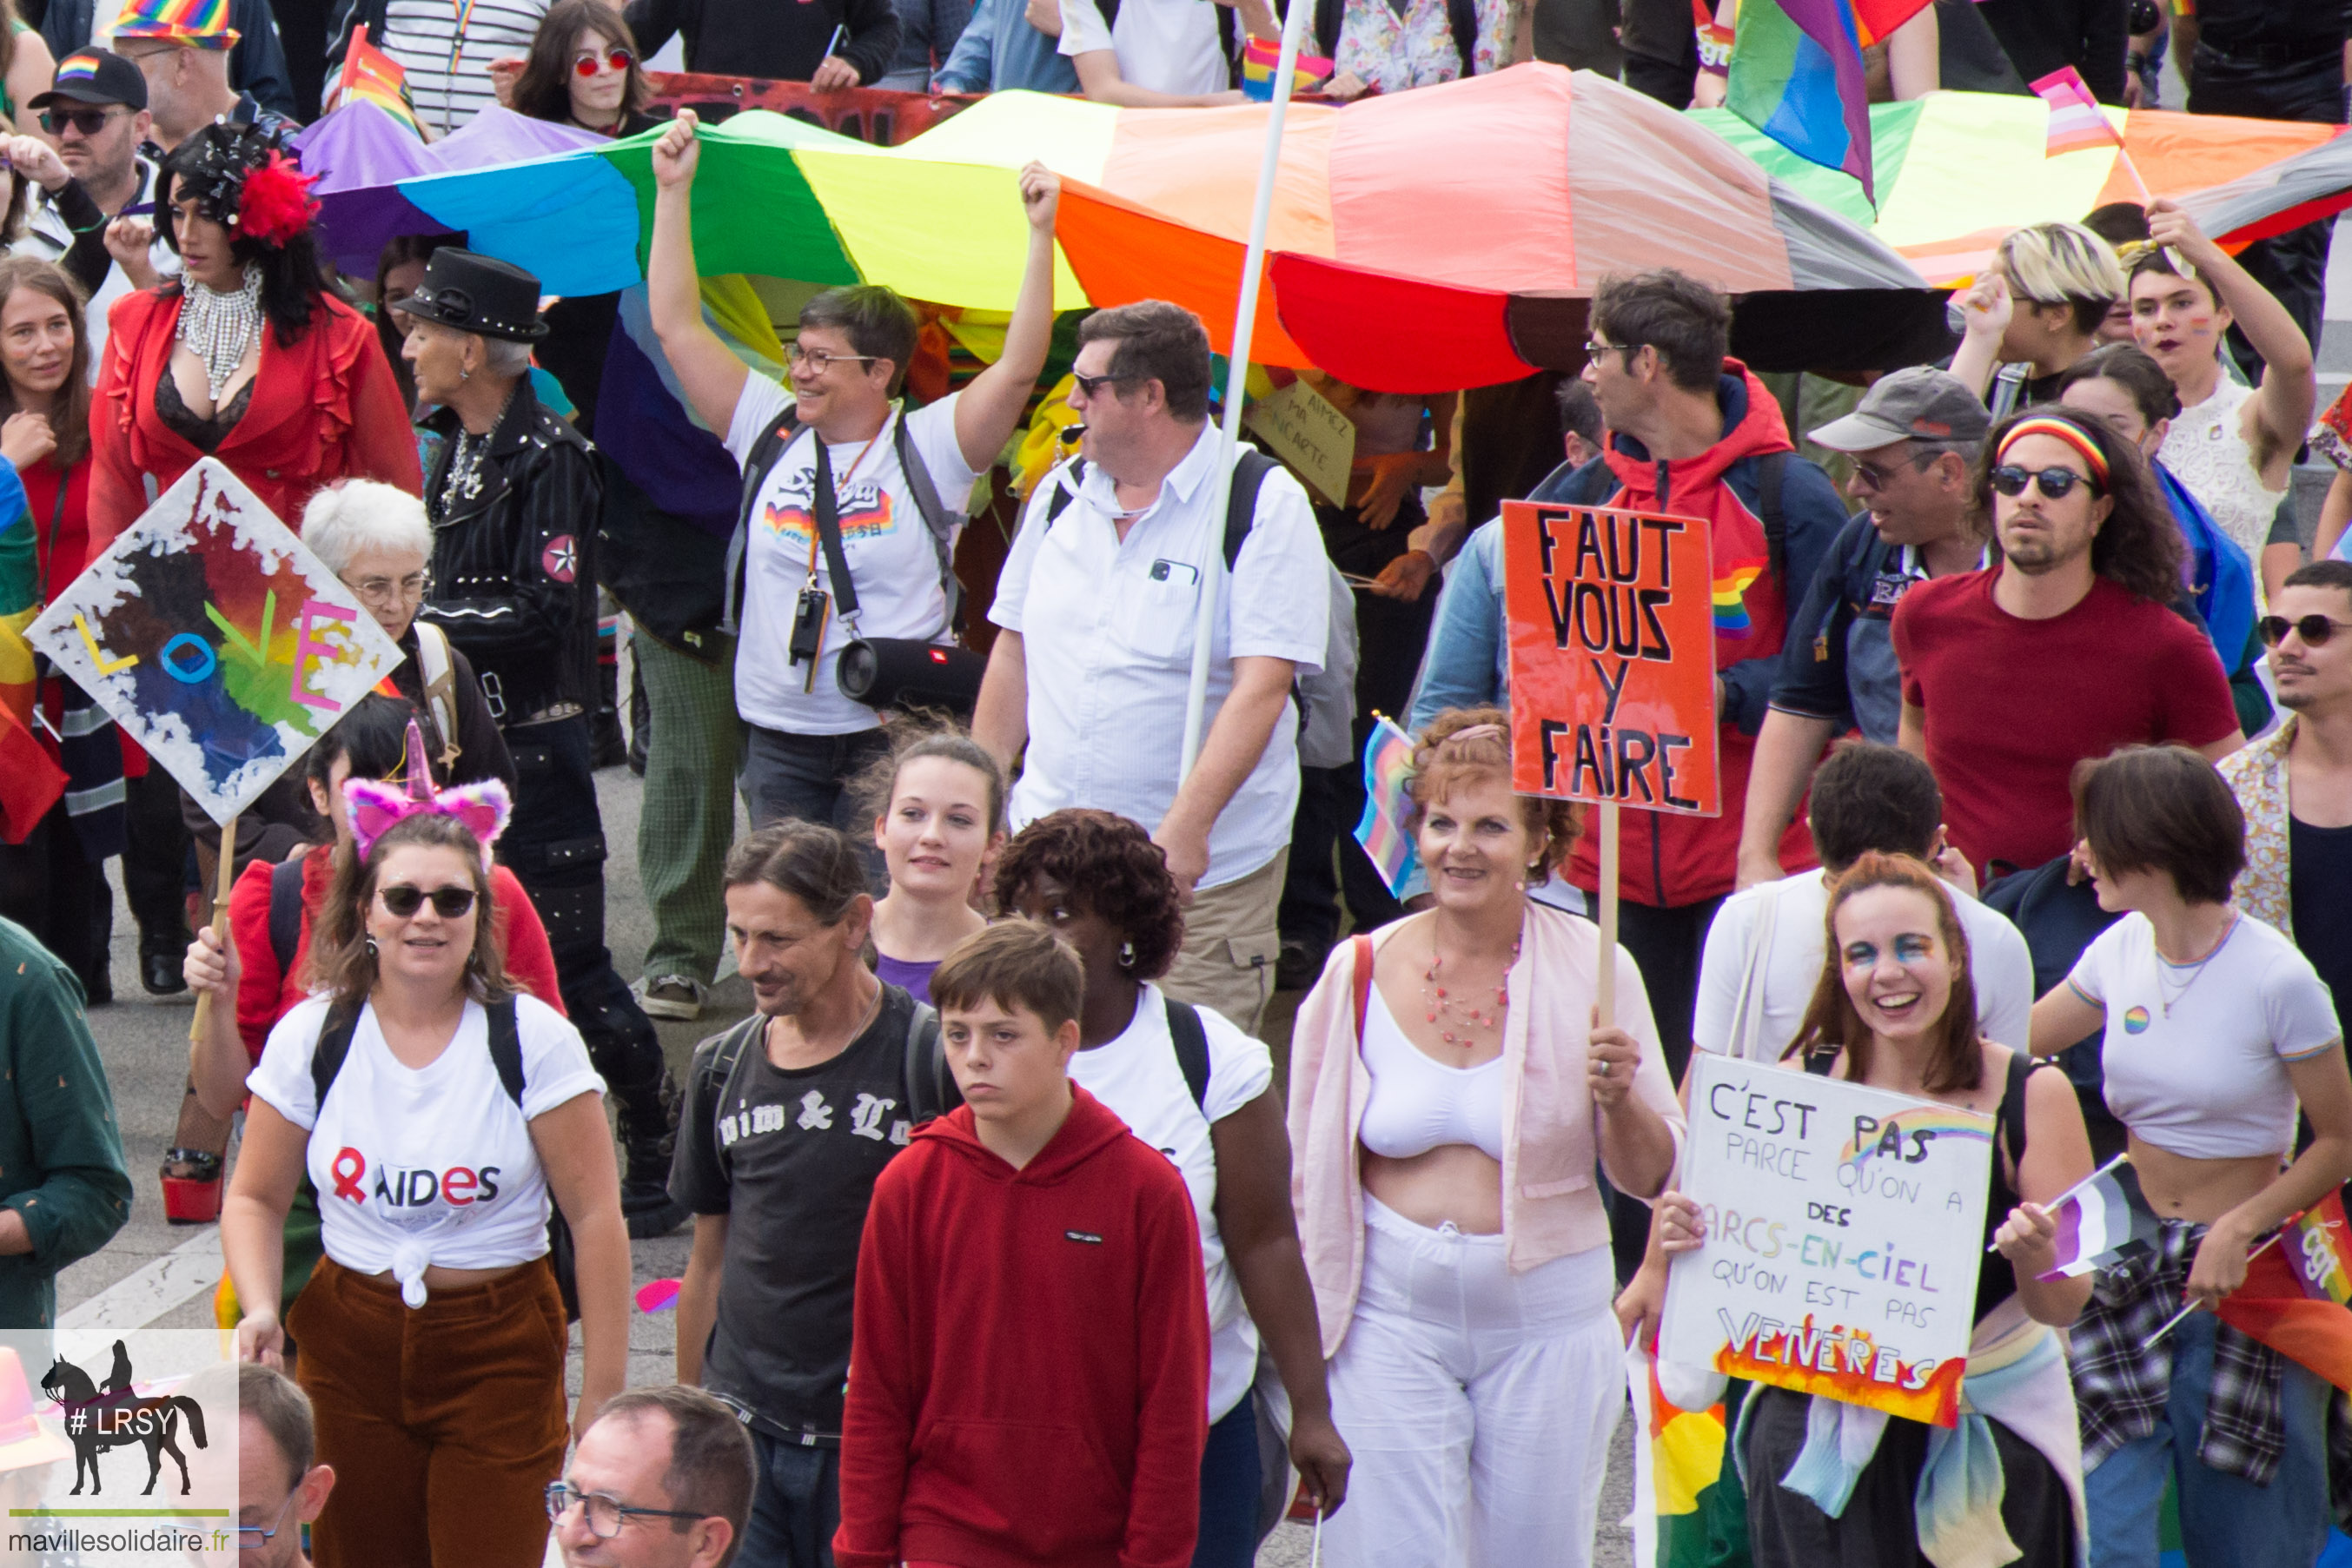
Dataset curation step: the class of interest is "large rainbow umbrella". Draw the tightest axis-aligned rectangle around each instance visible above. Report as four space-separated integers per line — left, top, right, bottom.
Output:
1693 93 2348 288
389 66 1936 390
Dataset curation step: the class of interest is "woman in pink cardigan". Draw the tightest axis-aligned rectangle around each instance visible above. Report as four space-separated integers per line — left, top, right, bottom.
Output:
1288 708 1684 1566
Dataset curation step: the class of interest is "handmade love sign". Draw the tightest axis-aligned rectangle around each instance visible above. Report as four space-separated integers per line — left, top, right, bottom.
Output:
29 458 403 824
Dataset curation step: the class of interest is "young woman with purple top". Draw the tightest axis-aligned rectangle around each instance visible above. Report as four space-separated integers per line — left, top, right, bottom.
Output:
858 725 1004 1005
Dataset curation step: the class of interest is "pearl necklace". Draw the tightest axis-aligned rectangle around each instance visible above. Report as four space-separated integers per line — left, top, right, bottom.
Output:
176 265 262 402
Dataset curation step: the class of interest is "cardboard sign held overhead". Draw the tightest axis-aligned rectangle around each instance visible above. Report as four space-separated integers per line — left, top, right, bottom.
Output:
1660 1055 1994 1427
29 459 405 825
1502 501 1719 817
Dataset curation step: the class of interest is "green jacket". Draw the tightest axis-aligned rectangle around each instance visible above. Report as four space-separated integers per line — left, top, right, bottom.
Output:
0 920 129 1327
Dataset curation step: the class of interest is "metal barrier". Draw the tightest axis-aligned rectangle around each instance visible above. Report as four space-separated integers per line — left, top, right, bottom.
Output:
643 73 976 145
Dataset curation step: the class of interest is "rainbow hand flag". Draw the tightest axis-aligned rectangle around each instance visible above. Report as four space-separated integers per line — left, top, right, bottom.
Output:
1710 560 1765 638
1726 0 1927 203
1353 715 1426 901
338 23 422 138
2031 66 2123 156
1627 1346 1741 1568
1241 38 1334 103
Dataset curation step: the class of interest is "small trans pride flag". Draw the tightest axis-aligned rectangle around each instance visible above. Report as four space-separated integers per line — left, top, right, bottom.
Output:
1354 715 1427 900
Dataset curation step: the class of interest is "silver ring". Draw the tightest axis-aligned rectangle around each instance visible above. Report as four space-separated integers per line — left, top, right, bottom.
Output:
1595 1061 1610 1078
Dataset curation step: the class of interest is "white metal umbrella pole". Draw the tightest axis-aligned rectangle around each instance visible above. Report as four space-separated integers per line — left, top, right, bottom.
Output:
1178 0 1315 775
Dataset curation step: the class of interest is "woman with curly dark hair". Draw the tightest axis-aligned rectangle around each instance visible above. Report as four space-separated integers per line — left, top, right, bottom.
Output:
89 121 420 555
996 807 1352 1565
1288 708 1683 1568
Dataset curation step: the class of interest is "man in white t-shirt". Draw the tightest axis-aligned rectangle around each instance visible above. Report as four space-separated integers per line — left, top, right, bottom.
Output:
1048 0 1268 103
972 300 1331 1035
644 109 1062 833
1613 740 2036 1346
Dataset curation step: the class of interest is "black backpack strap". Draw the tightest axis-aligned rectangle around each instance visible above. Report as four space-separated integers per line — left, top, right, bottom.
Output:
703 1012 769 1181
1217 0 1237 83
811 437 861 624
1314 0 1342 54
1041 456 1087 530
1163 996 1211 1113
1445 0 1479 70
891 411 964 630
308 998 366 1110
722 411 804 635
903 1000 958 1123
268 856 308 975
1220 448 1278 571
486 996 526 1108
1756 450 1789 584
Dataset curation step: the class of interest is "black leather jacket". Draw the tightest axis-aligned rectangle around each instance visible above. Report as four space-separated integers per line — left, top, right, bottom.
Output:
419 379 601 728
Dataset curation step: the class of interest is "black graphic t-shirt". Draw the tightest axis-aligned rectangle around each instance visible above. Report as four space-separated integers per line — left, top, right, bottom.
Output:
672 985 919 1440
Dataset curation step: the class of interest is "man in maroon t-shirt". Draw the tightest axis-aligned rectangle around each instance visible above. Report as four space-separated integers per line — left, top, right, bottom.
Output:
1893 408 2240 879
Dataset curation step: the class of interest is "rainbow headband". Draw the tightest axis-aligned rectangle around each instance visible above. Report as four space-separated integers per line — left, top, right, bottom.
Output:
1998 417 2109 488
341 719 511 862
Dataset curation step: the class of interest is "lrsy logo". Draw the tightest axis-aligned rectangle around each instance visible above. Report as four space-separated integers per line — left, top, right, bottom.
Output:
329 1148 503 1206
38 1341 209 1496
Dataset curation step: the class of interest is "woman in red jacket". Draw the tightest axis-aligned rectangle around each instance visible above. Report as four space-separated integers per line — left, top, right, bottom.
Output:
88 121 419 553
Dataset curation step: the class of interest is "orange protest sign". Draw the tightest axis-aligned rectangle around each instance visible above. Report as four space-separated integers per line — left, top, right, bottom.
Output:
1501 501 1719 817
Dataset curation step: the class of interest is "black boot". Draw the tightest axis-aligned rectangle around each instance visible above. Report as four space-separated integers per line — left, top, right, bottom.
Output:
619 1068 688 1238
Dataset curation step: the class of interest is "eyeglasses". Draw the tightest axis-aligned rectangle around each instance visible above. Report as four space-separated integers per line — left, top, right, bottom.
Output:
1989 464 2097 501
1849 455 1925 491
545 1482 709 1540
40 107 120 136
1069 370 1136 400
378 883 478 919
787 343 878 372
573 45 633 75
2257 614 2352 650
1583 338 1635 364
237 1492 296 1551
347 570 431 608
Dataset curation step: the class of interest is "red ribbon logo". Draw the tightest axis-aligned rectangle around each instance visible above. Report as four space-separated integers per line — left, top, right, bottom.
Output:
330 1148 368 1202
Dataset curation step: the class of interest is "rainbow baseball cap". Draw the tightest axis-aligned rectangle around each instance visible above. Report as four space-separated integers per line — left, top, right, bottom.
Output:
111 0 241 49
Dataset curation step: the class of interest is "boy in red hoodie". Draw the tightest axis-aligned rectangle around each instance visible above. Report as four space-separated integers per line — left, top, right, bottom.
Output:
835 921 1209 1568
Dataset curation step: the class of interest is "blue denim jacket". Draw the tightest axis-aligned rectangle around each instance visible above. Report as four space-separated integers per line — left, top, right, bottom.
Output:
934 0 1079 90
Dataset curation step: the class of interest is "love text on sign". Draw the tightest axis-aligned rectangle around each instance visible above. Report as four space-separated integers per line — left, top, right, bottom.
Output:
1659 1055 1994 1427
1501 502 1719 814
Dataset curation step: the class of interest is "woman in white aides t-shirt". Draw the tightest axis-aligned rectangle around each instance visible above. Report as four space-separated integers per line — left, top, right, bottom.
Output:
2030 746 2352 1566
997 808 1349 1564
222 812 627 1567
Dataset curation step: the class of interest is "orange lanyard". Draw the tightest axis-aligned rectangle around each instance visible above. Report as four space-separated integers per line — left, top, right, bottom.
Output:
805 427 887 581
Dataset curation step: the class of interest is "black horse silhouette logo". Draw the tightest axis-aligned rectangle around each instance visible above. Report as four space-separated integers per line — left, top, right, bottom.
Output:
38 1340 207 1496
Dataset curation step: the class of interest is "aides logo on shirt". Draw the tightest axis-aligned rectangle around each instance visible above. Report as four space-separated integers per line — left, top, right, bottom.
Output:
329 1148 503 1213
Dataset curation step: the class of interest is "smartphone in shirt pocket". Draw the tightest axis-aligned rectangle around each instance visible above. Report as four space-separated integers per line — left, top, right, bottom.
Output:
1119 558 1201 661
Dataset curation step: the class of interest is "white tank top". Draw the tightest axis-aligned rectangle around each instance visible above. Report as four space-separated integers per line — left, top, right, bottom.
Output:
1356 982 1507 1161
2159 376 2286 572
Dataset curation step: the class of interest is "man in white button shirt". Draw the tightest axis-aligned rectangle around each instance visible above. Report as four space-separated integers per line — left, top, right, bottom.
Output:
975 301 1331 1034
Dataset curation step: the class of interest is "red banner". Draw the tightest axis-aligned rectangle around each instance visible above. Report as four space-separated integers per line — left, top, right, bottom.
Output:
644 73 972 146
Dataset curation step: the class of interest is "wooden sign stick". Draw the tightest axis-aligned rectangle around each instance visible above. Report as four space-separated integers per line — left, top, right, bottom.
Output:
188 808 240 1046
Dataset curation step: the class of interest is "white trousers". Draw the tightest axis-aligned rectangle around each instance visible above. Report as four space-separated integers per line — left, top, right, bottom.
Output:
1322 1198 1622 1568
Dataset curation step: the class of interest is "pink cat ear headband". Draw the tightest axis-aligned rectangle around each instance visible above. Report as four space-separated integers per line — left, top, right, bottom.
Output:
341 719 512 862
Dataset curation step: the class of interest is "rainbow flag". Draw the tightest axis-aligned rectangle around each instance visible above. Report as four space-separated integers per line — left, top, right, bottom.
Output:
0 483 65 844
1711 560 1765 638
1241 38 1333 103
1726 0 1926 203
1352 715 1425 900
338 23 422 138
2031 66 2122 157
1627 1347 1745 1568
2220 1218 2352 1393
2283 1191 2352 1307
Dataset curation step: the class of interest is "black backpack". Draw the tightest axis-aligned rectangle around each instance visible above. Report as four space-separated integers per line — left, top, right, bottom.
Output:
904 993 1216 1121
309 996 580 1322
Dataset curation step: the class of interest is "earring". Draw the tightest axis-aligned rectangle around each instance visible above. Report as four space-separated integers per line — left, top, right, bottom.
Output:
459 366 472 383
1118 940 1136 969
364 936 379 958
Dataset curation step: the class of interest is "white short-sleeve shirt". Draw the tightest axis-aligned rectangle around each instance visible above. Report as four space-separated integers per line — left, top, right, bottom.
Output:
247 993 605 1305
1692 870 2038 1061
1057 0 1229 96
2070 911 2341 1161
995 427 1329 890
1065 982 1273 1423
727 375 980 737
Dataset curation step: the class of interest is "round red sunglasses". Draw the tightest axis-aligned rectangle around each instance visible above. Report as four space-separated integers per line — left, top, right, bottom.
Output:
573 46 633 75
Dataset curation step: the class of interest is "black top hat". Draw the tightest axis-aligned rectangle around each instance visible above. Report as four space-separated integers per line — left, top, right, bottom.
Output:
389 248 547 342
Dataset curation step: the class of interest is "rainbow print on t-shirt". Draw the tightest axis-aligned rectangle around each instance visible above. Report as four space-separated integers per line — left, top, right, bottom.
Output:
2123 1005 2151 1035
1712 560 1765 638
759 492 897 547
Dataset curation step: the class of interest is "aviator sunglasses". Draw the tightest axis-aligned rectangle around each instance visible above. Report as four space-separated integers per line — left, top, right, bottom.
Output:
378 883 479 919
1988 465 2098 501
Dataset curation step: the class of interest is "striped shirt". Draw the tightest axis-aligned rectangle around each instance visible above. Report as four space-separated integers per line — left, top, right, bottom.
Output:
379 0 550 134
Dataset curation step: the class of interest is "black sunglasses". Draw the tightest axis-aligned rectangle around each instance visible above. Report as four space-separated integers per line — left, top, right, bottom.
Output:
2258 614 2352 650
1070 370 1138 400
378 883 478 919
1989 464 2098 501
40 107 117 136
